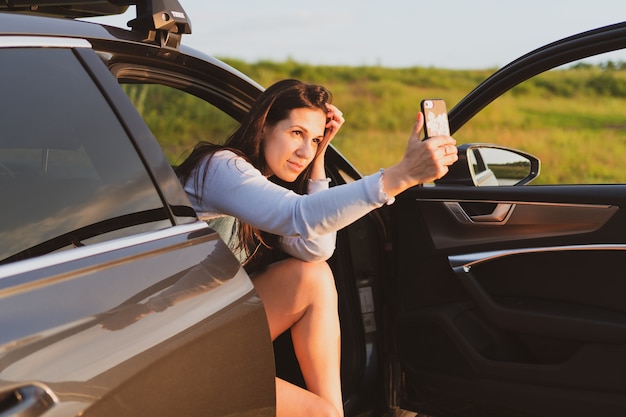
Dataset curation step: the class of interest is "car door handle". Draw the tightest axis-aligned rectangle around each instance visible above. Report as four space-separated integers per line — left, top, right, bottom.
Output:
0 384 56 417
444 202 514 224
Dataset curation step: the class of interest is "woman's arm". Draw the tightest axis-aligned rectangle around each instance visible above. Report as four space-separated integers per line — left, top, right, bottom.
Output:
185 151 388 240
278 176 336 262
185 113 457 258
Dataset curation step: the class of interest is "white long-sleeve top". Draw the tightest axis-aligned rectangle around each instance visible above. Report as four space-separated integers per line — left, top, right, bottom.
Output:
183 150 391 263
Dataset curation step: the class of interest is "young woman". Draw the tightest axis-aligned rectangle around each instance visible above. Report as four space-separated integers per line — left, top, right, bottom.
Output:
176 79 457 417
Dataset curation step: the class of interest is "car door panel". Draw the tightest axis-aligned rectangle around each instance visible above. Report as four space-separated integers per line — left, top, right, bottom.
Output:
423 200 617 249
390 185 626 416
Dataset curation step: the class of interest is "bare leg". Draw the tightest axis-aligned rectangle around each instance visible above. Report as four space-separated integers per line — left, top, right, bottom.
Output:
252 258 343 417
275 378 339 417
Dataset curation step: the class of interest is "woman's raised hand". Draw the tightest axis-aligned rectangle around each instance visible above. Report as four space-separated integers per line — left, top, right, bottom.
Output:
324 103 345 145
310 104 345 180
382 112 458 197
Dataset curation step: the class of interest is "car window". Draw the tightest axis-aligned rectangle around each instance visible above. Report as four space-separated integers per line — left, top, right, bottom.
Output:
455 55 626 185
121 83 240 165
0 48 171 264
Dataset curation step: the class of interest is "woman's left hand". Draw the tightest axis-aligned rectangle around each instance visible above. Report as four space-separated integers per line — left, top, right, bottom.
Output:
324 103 345 145
310 104 344 180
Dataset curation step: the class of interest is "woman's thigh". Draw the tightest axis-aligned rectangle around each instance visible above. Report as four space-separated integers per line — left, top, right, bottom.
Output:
251 258 335 340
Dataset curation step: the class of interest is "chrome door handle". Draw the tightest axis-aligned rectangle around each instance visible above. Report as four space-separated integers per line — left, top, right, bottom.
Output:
444 202 514 224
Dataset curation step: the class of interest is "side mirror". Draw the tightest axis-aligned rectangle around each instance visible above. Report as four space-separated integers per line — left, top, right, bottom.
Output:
436 144 540 186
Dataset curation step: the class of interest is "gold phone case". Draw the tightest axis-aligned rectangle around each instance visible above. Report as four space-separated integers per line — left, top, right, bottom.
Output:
421 99 450 138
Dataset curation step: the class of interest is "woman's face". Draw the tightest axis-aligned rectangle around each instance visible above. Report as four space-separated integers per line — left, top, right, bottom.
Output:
262 107 326 182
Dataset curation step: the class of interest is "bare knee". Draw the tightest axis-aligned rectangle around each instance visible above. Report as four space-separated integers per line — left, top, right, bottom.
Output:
252 259 338 337
283 399 340 417
315 401 342 417
298 261 337 304
276 378 341 417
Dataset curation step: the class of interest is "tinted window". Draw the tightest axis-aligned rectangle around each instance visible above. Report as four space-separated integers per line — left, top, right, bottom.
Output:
0 48 170 263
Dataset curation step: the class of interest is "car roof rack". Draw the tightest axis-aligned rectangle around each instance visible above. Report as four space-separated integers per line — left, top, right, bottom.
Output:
1 0 191 50
126 0 191 50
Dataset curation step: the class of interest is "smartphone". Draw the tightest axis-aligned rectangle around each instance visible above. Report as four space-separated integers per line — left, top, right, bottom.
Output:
420 99 450 139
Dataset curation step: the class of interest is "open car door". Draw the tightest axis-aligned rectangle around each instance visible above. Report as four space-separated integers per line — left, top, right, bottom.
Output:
388 176 626 417
386 21 626 417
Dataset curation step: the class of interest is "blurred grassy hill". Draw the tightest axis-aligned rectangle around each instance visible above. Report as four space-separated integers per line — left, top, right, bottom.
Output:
129 59 626 184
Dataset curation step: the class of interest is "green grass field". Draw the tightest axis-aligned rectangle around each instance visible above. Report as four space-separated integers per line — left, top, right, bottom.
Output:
126 59 626 185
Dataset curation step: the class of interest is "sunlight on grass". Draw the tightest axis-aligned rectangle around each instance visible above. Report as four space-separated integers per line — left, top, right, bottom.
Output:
126 61 626 185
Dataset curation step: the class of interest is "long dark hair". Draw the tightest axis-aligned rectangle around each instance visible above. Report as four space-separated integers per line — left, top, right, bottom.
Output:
176 79 333 271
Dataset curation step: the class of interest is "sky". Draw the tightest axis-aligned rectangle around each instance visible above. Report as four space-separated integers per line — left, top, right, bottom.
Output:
90 0 626 70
